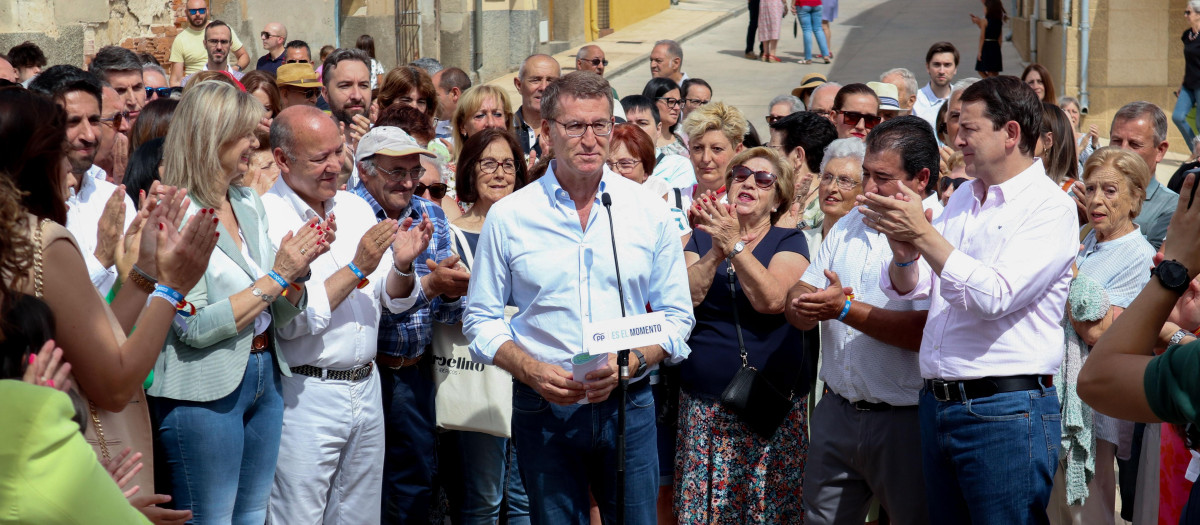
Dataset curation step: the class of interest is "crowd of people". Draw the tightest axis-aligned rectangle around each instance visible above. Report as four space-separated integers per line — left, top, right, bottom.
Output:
5 1 1200 524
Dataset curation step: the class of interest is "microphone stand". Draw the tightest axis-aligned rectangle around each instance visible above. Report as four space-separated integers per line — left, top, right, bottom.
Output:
601 192 629 525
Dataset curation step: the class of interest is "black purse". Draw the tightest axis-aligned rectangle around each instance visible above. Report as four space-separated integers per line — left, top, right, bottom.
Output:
718 261 797 440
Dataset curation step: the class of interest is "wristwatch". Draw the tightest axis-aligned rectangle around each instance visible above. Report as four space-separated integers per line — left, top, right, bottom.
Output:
727 241 745 261
630 348 647 377
1153 259 1191 295
1169 329 1191 346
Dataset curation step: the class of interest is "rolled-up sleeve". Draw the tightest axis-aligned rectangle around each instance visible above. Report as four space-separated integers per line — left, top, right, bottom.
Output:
463 213 514 365
936 205 1076 321
880 256 932 301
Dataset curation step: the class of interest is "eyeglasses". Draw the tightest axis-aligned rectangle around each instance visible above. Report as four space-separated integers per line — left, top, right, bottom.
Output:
206 39 231 46
820 173 861 191
765 115 788 125
656 97 682 108
811 108 832 117
607 159 642 172
552 119 614 138
145 86 180 99
685 98 709 107
581 57 609 67
261 32 282 39
285 59 310 64
373 164 426 181
479 159 518 174
187 7 207 15
415 182 448 199
838 110 882 130
99 111 129 129
731 165 778 189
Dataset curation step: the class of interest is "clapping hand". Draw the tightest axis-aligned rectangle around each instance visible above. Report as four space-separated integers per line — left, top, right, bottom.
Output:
22 340 72 392
352 219 400 275
391 214 434 272
273 217 329 283
790 270 855 322
856 185 932 264
691 190 740 258
155 205 222 294
95 186 128 268
425 255 471 299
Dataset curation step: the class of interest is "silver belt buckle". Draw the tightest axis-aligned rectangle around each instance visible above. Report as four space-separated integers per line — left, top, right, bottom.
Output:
932 379 953 402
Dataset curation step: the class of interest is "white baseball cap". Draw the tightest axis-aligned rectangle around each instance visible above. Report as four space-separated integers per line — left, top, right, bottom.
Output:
355 126 436 163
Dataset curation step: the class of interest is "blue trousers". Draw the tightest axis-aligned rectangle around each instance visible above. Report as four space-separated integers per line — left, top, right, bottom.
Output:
919 384 1061 525
511 381 659 525
799 5 830 60
153 351 284 525
455 431 531 525
1173 86 1200 147
380 359 439 524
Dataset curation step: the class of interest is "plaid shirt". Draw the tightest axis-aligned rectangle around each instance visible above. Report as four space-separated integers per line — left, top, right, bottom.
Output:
354 184 464 358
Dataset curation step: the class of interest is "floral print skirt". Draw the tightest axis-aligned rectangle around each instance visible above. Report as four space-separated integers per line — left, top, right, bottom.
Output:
674 390 807 524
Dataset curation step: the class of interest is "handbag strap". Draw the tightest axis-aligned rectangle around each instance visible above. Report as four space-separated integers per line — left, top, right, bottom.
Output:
32 218 48 298
726 261 749 368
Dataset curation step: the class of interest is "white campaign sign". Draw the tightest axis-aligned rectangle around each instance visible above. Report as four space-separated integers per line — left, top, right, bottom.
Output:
583 311 671 354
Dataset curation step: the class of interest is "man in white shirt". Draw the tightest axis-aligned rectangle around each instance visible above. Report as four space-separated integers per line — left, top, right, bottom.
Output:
913 42 959 133
262 106 433 524
28 66 136 296
787 117 935 525
862 76 1077 524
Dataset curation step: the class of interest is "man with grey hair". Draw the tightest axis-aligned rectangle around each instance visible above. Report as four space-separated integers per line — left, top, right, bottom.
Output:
786 122 936 524
464 70 694 524
650 39 686 85
262 105 427 524
90 45 147 125
142 62 176 101
513 53 561 157
410 57 443 75
881 67 918 112
766 94 804 128
809 81 842 123
255 22 288 75
1108 101 1179 249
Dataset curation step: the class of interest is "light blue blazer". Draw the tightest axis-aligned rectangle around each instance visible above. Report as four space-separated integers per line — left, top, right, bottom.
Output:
148 186 305 402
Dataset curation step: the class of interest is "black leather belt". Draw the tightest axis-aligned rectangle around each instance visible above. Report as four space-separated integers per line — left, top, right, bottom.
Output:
824 386 899 411
924 375 1052 403
291 362 374 382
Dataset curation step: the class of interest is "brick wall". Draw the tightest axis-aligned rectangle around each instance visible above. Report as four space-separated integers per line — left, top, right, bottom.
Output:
103 0 186 68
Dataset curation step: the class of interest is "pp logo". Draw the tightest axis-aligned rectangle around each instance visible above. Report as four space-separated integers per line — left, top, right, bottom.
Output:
592 333 606 342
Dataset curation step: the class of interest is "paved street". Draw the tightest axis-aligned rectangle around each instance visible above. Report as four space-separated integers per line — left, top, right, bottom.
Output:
607 0 1025 134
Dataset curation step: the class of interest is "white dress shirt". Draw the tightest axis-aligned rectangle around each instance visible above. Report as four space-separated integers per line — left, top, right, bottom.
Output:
923 192 945 222
881 160 1078 380
65 169 136 295
802 208 931 406
86 164 108 182
650 153 697 190
913 83 949 133
463 162 695 373
260 178 420 370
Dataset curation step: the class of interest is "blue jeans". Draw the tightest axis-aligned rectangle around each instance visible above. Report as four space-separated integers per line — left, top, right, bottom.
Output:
1174 86 1200 147
512 381 659 525
456 431 531 525
152 351 284 525
799 5 829 61
919 384 1060 525
380 358 438 524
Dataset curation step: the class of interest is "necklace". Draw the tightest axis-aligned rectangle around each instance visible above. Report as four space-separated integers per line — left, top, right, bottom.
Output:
1190 29 1199 41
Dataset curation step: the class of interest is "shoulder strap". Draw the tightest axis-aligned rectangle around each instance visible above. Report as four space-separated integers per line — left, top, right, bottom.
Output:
725 262 748 366
32 218 49 299
673 188 683 209
447 223 475 270
656 152 666 165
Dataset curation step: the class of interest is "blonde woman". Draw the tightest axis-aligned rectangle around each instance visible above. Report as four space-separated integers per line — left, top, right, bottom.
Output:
680 101 748 211
450 84 516 161
152 81 326 522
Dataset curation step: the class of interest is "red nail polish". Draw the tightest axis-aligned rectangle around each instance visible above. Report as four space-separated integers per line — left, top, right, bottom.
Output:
46 379 54 388
28 354 36 364
213 217 219 224
310 223 315 228
158 223 164 230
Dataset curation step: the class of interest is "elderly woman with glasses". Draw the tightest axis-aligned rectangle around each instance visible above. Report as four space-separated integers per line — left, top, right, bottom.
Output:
678 146 813 523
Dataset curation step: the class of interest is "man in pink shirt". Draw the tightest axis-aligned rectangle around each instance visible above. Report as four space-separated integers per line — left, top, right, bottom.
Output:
860 75 1078 524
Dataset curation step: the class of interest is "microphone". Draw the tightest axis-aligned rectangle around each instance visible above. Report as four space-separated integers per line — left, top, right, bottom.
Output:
602 191 630 524
601 192 627 318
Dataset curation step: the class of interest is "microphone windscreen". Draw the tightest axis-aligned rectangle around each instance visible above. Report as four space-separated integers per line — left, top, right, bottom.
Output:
601 192 613 207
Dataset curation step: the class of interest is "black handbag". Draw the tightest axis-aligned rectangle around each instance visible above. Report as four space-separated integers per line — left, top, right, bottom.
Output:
718 261 797 440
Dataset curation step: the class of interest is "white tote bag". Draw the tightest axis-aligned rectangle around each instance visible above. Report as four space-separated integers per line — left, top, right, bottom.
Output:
432 224 515 438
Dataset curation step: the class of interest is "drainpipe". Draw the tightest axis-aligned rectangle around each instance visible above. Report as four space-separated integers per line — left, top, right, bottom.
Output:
1029 0 1039 64
1079 0 1091 112
1061 0 1069 93
334 2 342 48
472 0 484 75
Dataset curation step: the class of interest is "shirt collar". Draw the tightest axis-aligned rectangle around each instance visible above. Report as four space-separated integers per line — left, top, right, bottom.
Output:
969 158 1045 206
266 176 335 221
541 159 611 205
1145 178 1163 201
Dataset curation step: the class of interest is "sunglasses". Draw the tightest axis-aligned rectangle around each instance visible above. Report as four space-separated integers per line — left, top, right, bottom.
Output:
581 57 609 67
145 86 180 99
285 59 310 64
99 110 130 129
415 182 448 199
261 32 283 39
187 7 206 15
283 86 319 99
731 165 777 189
838 110 882 130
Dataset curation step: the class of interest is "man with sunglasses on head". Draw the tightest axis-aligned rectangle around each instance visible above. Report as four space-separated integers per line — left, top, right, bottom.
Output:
464 71 694 524
785 118 937 525
168 0 249 86
831 83 881 142
261 107 431 525
256 23 289 76
350 125 471 523
180 21 244 87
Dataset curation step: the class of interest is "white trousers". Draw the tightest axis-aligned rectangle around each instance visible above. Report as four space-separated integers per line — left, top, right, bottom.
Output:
268 366 385 525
